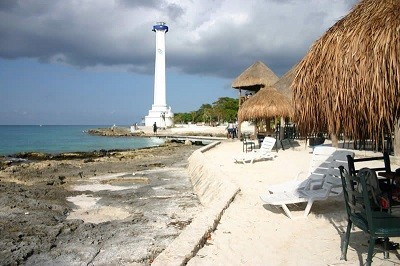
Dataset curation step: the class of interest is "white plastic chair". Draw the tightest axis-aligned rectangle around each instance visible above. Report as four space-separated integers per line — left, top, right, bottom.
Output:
260 175 343 219
267 147 353 194
260 148 355 219
234 137 276 164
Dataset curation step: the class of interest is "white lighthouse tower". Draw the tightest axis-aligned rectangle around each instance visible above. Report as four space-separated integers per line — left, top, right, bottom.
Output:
145 22 173 128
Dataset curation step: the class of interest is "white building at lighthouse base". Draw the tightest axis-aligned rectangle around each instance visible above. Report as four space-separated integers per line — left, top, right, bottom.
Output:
144 105 173 128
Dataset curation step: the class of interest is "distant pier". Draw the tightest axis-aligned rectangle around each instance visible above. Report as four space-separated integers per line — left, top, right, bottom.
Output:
158 135 226 145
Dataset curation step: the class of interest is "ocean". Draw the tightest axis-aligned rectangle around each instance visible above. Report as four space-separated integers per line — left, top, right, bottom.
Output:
0 125 165 156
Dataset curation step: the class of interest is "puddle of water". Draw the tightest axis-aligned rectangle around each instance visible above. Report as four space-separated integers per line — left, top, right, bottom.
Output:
71 172 150 191
72 183 138 192
152 186 165 190
89 172 132 180
102 176 149 184
66 194 130 224
67 194 100 208
66 172 155 223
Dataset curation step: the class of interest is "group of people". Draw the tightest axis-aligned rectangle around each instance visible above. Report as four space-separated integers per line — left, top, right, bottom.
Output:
226 121 238 139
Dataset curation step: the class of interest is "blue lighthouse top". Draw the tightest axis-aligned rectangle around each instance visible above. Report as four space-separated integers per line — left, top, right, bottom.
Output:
153 22 168 32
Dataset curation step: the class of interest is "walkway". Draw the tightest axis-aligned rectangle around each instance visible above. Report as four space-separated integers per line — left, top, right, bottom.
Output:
155 140 400 266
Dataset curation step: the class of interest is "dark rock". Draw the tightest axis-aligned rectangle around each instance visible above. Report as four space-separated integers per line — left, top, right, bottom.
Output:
0 144 201 265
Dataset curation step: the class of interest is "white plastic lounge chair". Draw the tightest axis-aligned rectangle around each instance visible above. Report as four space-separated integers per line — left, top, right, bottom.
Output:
261 148 355 219
267 147 354 194
260 175 343 219
234 137 276 164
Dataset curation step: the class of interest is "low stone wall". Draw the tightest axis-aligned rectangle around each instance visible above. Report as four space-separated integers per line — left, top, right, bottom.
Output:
152 142 240 265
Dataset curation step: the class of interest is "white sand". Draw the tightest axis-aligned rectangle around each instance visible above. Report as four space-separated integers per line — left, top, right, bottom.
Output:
154 139 400 266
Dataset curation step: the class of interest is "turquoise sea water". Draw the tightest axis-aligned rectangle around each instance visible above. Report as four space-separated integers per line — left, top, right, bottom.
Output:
0 125 165 156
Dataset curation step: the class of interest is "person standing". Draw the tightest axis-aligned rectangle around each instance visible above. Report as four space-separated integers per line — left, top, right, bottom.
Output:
153 122 157 135
226 122 234 138
161 112 166 129
233 121 238 138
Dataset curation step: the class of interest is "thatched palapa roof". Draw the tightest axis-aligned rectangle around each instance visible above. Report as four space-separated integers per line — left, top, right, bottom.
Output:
274 64 297 103
238 87 293 121
292 0 400 141
232 61 279 92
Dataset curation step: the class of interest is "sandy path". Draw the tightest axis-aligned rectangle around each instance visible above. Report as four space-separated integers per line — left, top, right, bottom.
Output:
186 140 400 266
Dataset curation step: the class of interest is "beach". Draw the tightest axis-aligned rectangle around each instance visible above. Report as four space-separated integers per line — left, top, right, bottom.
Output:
153 137 400 266
2 125 400 265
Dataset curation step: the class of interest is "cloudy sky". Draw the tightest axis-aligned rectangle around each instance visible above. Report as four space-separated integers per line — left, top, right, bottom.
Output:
0 0 359 125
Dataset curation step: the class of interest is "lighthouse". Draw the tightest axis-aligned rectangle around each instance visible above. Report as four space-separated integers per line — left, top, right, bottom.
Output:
144 22 173 128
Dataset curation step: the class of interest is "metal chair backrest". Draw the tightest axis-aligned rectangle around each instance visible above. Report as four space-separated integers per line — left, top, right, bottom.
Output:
340 166 389 230
340 166 379 231
346 152 391 177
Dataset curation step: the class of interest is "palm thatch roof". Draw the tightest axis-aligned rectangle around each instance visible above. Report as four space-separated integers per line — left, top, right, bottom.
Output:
238 87 293 121
232 61 279 92
274 64 297 103
292 0 400 142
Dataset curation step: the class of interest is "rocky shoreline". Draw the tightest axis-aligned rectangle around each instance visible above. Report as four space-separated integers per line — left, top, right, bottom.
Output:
87 127 142 137
0 142 203 265
87 126 227 138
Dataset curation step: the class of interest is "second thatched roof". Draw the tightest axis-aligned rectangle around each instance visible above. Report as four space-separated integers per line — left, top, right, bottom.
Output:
232 61 279 91
274 64 297 103
238 87 293 121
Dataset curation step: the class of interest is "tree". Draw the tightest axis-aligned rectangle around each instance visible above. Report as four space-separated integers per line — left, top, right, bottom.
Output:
194 104 212 124
173 113 192 124
172 97 238 125
212 97 239 123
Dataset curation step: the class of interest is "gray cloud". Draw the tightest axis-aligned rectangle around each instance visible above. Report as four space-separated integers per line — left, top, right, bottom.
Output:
0 0 18 11
0 0 359 78
117 0 162 8
165 3 185 21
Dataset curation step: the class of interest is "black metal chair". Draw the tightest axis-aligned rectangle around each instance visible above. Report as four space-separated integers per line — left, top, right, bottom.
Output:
346 152 400 212
346 152 391 177
339 166 400 265
242 134 255 153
